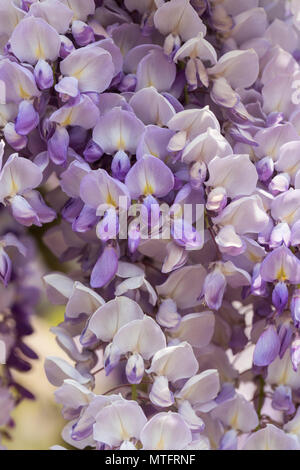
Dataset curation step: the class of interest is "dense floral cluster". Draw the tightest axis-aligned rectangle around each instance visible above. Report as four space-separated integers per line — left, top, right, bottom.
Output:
1 0 300 450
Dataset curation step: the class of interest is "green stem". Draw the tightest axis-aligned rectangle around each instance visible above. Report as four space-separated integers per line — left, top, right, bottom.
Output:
131 384 138 401
184 85 189 105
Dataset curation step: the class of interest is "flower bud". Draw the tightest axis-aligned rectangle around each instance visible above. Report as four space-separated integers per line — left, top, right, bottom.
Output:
83 140 103 163
272 282 289 313
72 21 95 46
291 289 300 328
256 157 274 182
15 100 39 136
59 35 75 59
104 342 120 376
206 187 227 212
111 150 131 180
125 353 144 384
34 59 54 90
156 299 181 329
291 339 300 371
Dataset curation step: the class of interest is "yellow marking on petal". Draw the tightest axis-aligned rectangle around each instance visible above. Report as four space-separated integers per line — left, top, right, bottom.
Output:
248 252 262 264
72 69 84 80
9 171 18 197
230 411 239 429
143 181 154 195
284 210 299 226
117 136 125 150
35 42 45 60
11 179 18 195
61 111 73 127
106 192 116 207
156 436 165 450
277 266 287 282
19 85 31 100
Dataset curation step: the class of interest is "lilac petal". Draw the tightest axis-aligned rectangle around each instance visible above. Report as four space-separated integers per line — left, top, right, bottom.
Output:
168 106 220 143
291 339 300 372
96 208 119 242
15 101 39 136
0 59 40 103
34 59 54 90
291 289 300 328
48 126 69 165
203 270 226 311
215 383 236 405
111 150 131 181
260 245 300 284
129 87 176 126
63 0 95 22
96 38 123 78
103 342 121 376
10 16 61 64
50 95 100 129
3 233 27 257
90 246 118 288
269 173 290 195
219 430 238 451
59 35 75 59
291 220 300 246
208 49 259 89
93 107 145 155
119 74 137 92
136 125 174 161
72 205 98 233
156 298 181 329
125 353 145 384
136 48 176 92
28 0 73 34
270 222 291 249
60 161 90 199
72 20 95 46
0 154 42 202
278 323 293 359
23 190 56 224
171 218 204 251
62 198 83 223
4 122 27 151
125 155 174 198
272 385 295 413
272 282 289 313
60 46 114 93
149 376 174 408
55 77 79 99
83 140 103 163
154 0 207 41
10 194 40 227
0 249 12 287
80 169 130 210
128 222 141 254
141 411 192 451
253 325 280 367
211 77 239 108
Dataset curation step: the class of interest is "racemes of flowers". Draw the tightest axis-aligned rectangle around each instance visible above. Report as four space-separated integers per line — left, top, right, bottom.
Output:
1 0 300 451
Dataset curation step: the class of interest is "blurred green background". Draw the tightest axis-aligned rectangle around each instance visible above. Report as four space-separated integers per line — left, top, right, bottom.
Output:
3 305 68 450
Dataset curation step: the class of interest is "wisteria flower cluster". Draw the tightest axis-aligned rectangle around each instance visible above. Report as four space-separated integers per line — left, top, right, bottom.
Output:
1 0 300 451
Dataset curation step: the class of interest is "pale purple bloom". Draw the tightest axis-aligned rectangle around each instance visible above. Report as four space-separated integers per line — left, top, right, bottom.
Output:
253 325 280 367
